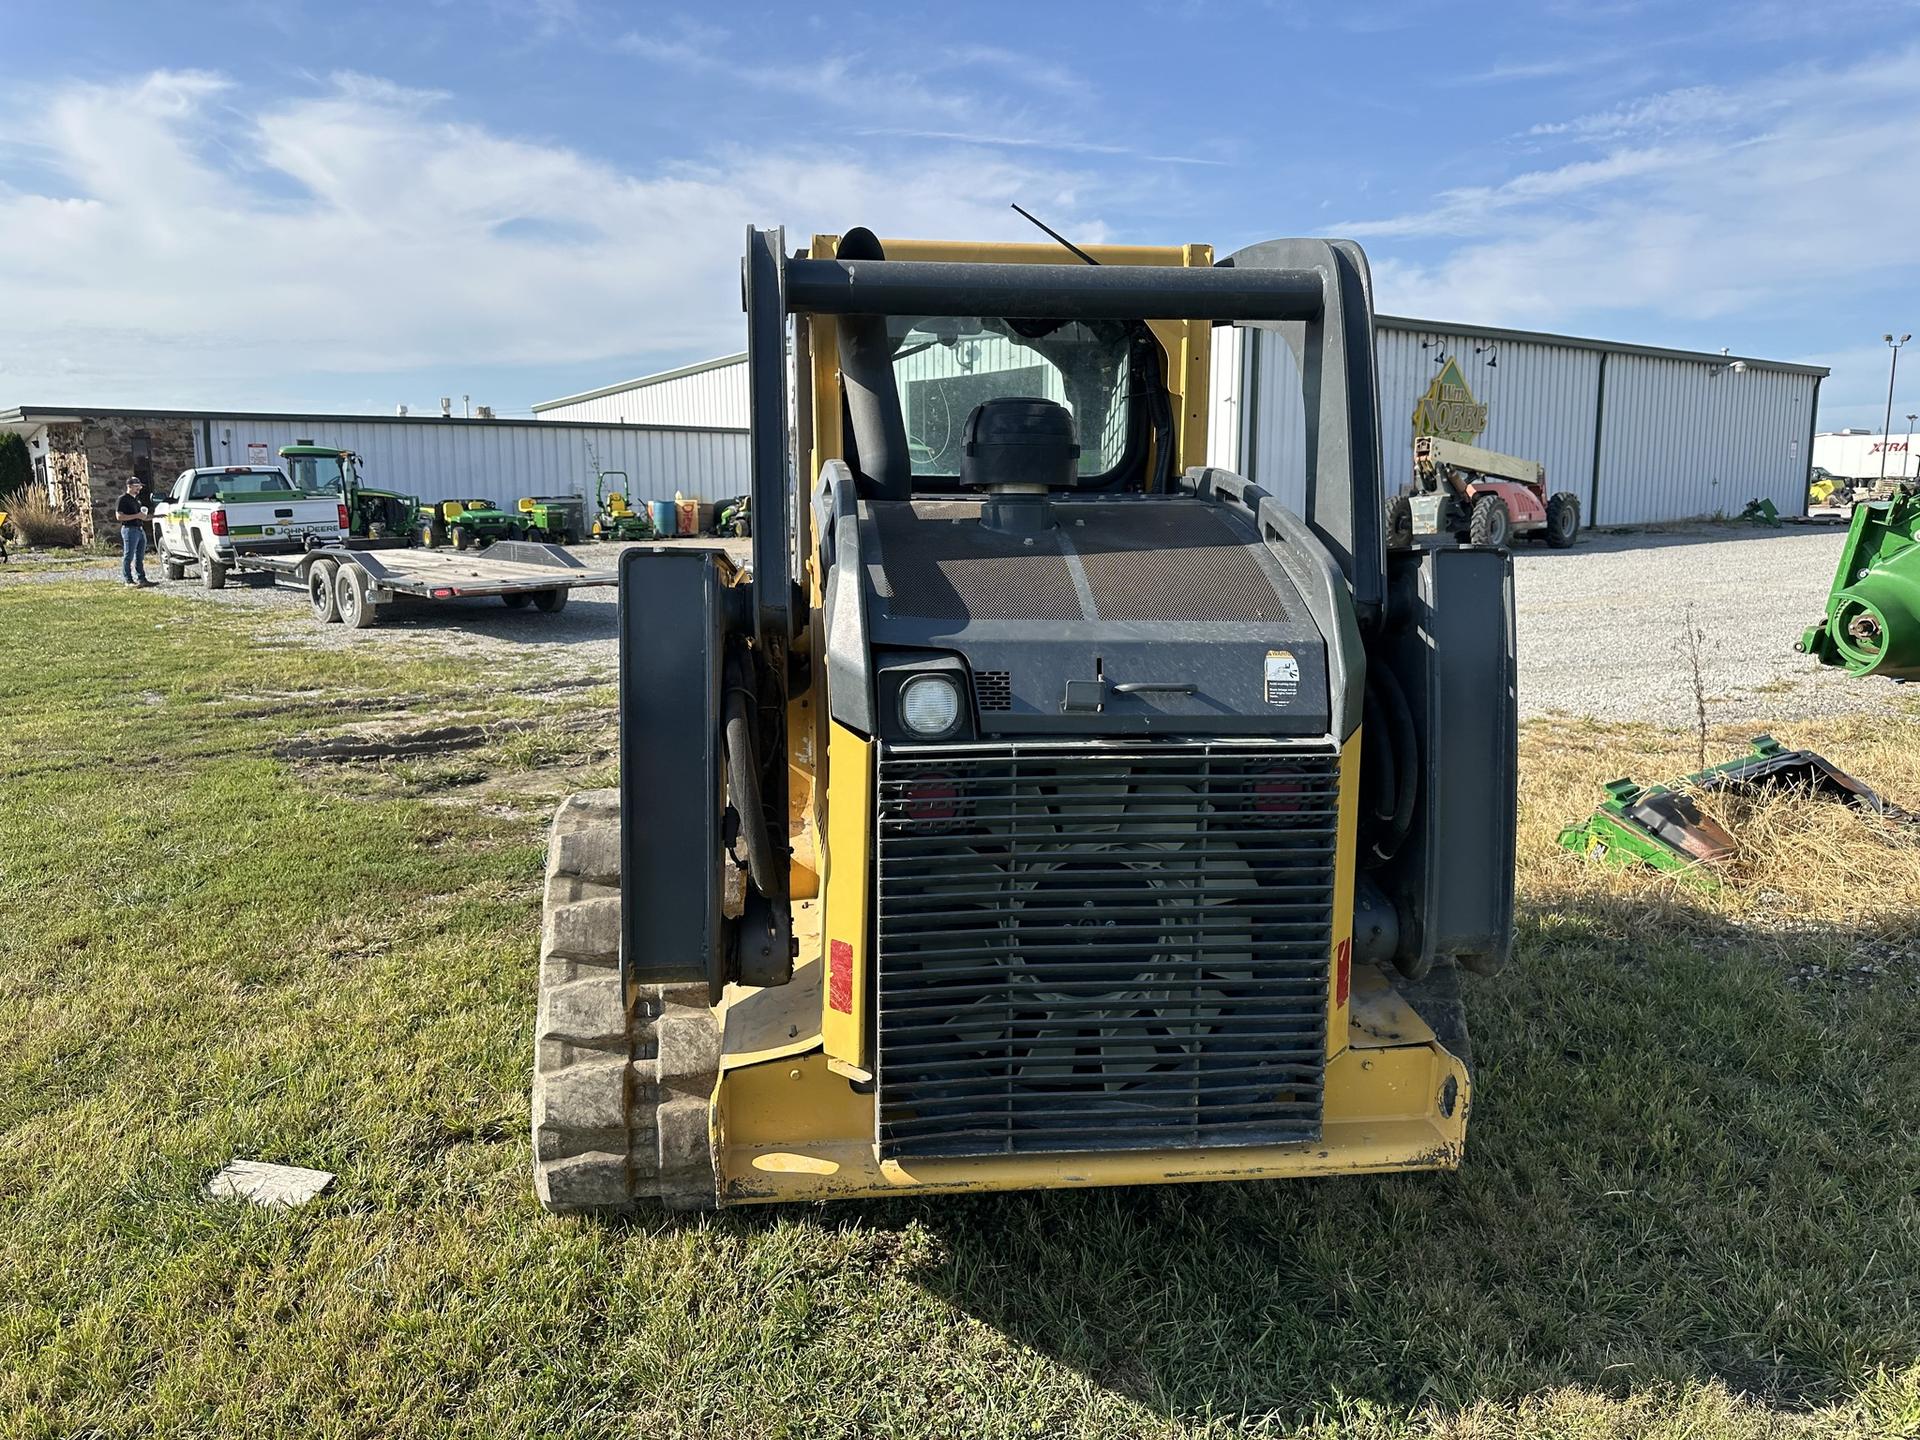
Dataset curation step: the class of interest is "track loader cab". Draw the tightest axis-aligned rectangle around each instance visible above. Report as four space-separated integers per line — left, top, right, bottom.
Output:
532 228 1518 1211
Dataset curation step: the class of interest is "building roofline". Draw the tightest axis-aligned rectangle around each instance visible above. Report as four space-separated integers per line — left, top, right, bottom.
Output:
0 405 748 435
1374 314 1830 377
531 352 750 412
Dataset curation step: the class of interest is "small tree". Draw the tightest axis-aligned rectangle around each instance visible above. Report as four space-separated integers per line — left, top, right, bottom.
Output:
0 432 30 506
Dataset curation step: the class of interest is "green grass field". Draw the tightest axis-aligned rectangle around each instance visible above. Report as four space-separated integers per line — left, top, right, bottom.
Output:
3 578 1918 1439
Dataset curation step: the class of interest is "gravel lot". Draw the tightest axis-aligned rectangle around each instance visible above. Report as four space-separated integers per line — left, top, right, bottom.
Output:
9 523 1905 725
1509 521 1891 723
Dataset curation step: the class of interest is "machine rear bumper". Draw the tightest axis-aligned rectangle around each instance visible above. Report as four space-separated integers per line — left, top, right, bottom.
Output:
711 962 1468 1206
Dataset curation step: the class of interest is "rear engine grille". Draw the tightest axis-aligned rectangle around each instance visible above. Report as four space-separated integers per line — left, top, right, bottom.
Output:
874 741 1337 1158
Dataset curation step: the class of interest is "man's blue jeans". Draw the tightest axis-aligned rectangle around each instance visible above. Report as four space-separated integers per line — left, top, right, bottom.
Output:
121 523 149 584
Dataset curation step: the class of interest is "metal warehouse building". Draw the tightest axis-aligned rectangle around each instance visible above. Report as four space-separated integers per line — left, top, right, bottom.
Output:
1 404 747 544
537 318 1825 528
1212 319 1825 526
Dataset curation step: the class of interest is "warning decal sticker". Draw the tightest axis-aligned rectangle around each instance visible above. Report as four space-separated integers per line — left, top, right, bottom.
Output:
828 939 853 1013
1264 649 1300 705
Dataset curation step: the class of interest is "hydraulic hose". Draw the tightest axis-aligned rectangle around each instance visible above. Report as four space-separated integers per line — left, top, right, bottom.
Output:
1370 663 1419 865
723 686 776 898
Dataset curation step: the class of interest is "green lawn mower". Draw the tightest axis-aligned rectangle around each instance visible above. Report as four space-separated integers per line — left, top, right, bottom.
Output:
518 495 586 544
715 493 750 538
589 469 655 542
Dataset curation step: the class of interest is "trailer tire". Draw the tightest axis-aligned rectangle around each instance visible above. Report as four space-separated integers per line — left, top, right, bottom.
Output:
533 790 721 1213
532 588 569 614
502 591 532 609
1467 494 1511 550
1546 492 1581 548
308 560 342 624
335 564 377 629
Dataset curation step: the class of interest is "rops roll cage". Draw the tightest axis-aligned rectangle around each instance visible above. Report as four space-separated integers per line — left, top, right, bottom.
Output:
742 227 1388 671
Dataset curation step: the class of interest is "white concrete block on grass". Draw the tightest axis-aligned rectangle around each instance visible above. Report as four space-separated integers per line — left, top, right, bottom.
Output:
207 1159 335 1210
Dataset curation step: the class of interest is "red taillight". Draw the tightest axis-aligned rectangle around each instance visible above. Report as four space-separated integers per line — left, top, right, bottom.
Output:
337 503 350 530
209 508 229 537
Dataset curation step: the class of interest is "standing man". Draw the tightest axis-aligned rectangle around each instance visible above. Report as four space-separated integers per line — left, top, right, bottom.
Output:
117 475 155 587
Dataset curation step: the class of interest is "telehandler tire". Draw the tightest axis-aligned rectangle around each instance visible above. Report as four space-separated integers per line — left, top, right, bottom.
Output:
1545 491 1581 548
532 789 722 1213
1384 495 1413 551
1467 494 1511 550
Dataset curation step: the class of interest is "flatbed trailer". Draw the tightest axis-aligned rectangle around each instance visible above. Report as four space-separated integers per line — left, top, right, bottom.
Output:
231 539 618 628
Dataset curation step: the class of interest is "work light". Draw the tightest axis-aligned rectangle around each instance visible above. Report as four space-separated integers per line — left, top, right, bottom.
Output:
899 675 962 737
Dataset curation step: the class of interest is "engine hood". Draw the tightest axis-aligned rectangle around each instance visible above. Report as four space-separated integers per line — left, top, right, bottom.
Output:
859 494 1332 738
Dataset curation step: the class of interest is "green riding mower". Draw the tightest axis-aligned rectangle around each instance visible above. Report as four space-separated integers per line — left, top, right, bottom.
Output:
518 495 586 544
590 469 655 541
715 493 750 538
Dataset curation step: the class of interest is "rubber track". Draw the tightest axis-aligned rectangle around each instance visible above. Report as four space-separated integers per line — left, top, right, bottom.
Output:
531 790 722 1212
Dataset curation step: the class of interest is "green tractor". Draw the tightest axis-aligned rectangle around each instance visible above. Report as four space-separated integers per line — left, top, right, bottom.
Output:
279 445 424 541
517 495 587 545
589 468 655 542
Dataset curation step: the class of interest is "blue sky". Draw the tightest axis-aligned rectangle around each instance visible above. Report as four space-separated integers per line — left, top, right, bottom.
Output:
3 0 1917 429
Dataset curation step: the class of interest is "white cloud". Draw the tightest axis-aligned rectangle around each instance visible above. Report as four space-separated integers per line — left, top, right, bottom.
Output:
1336 48 1920 329
0 69 1103 409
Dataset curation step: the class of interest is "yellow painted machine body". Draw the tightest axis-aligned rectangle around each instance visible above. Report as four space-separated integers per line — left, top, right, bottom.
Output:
688 234 1474 1206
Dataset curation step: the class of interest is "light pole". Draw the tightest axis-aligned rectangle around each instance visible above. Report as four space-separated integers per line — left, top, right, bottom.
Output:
1908 412 1917 482
1883 333 1911 486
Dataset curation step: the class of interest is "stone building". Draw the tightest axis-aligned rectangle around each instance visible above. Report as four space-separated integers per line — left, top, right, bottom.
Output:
8 411 198 544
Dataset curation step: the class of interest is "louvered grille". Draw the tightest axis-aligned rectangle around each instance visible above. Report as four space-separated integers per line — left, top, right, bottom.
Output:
875 741 1338 1158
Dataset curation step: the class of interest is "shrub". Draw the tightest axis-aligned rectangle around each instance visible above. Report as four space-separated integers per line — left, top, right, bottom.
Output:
7 491 84 548
0 433 29 507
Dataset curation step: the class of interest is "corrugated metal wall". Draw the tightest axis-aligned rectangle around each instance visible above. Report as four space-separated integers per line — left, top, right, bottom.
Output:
191 417 748 506
1374 327 1601 500
1205 325 1246 471
535 360 751 427
1596 355 1814 524
1215 323 1819 526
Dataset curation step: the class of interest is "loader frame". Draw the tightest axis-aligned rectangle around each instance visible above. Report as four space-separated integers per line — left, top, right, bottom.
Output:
534 228 1514 1211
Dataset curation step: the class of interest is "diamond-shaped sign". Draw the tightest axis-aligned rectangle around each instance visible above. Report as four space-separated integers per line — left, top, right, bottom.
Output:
1413 357 1489 444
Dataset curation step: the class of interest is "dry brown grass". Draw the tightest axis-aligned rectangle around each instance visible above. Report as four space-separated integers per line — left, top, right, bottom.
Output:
4 490 84 548
1522 709 1920 971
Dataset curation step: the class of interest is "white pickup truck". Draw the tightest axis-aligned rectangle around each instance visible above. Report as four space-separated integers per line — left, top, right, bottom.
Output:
153 466 348 588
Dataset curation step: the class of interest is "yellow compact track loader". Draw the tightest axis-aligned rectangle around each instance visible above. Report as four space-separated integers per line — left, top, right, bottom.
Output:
532 228 1516 1211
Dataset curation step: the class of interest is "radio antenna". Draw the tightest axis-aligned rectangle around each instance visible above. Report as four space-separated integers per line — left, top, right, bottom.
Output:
1011 203 1100 266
